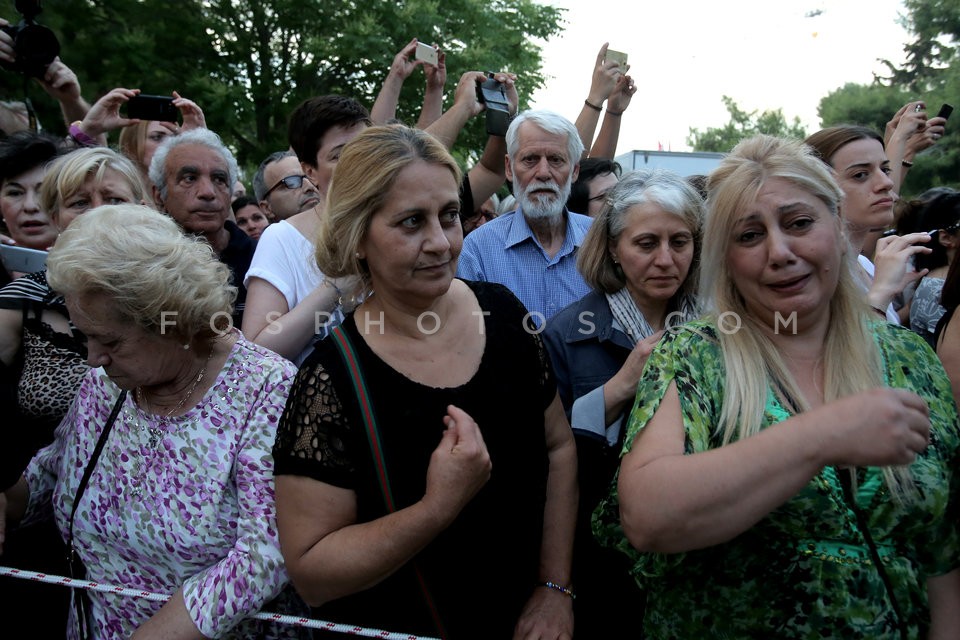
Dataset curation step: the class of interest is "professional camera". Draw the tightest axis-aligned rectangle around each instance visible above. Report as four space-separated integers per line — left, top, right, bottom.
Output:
476 73 511 137
0 0 60 78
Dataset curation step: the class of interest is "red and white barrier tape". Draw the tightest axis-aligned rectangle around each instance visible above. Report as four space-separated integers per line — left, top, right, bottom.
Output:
0 565 438 639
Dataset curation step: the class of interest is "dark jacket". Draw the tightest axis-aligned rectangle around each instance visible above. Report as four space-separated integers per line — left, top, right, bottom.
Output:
542 290 643 636
544 289 633 438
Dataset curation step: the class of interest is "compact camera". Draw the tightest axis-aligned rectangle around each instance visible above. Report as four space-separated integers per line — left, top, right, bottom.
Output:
0 0 60 78
476 73 511 137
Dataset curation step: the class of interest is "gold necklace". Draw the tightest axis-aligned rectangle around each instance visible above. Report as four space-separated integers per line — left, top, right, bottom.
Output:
136 349 213 418
128 350 213 496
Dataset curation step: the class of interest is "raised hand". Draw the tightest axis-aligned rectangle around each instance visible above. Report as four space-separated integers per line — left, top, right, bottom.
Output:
37 58 80 105
79 87 140 139
587 42 627 108
172 91 205 131
607 73 637 114
869 231 933 309
423 46 446 92
389 38 425 82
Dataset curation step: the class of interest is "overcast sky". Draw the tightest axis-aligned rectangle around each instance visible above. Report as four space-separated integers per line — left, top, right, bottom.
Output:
529 0 912 155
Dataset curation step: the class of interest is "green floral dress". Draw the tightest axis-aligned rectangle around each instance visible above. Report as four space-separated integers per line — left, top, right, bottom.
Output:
593 320 960 640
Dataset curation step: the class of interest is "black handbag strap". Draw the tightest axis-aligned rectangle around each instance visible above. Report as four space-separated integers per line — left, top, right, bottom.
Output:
837 468 908 640
67 389 127 554
65 388 126 640
329 326 447 640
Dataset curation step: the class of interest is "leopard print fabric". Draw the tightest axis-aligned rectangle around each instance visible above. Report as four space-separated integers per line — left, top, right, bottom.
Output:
18 321 88 420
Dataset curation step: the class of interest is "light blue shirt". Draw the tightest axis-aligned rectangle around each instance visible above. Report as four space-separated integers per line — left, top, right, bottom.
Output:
457 207 593 322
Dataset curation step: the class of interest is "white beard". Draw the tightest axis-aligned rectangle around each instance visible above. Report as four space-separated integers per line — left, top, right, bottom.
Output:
514 174 573 220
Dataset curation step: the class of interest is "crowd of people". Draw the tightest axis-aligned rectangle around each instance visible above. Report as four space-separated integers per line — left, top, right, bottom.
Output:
0 25 958 640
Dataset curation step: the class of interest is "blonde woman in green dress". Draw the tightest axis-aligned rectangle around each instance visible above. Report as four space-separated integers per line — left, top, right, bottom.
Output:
595 135 960 639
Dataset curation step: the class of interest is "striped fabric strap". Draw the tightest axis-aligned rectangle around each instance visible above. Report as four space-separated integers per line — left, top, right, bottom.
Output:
330 326 395 512
329 325 448 639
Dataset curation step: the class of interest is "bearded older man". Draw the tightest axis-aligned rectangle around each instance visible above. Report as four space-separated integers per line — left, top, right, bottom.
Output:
457 109 592 323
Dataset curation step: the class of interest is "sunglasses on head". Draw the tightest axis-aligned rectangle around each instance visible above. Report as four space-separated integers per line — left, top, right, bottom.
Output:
264 174 310 197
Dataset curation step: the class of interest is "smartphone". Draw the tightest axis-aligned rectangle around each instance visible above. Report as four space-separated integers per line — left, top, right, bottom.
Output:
476 74 511 136
605 49 629 69
415 41 438 66
126 94 178 122
0 244 47 274
937 103 954 120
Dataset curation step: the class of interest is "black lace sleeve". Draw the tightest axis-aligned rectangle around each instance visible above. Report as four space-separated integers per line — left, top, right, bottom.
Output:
272 355 359 488
530 329 557 409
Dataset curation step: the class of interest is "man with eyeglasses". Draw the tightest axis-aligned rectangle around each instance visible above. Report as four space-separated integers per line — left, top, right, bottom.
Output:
565 157 621 218
252 150 321 222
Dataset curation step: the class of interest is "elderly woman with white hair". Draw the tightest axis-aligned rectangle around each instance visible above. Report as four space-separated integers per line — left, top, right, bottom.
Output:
0 204 302 639
595 135 960 639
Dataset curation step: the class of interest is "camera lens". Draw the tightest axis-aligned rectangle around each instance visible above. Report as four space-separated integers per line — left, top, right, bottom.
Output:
15 23 60 77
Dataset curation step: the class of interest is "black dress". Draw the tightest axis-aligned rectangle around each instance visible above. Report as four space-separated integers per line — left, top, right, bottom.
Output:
274 280 555 639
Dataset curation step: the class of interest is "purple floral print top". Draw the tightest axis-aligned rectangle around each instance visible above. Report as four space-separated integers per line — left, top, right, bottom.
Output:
22 334 299 639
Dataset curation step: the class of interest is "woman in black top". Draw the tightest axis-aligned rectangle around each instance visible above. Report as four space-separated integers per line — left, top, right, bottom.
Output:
273 125 577 639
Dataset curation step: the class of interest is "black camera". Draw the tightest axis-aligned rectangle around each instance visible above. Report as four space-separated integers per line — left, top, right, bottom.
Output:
476 73 511 137
1 0 60 78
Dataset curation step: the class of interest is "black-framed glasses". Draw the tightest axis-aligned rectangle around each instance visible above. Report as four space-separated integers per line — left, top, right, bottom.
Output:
264 174 310 198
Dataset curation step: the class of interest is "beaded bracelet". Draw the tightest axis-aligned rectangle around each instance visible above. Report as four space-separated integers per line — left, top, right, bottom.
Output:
538 581 576 599
583 99 602 112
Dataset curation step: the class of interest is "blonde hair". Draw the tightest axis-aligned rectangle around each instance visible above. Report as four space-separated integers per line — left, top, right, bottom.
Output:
577 168 703 295
39 147 153 220
316 125 462 294
118 120 151 172
47 204 236 344
702 135 911 496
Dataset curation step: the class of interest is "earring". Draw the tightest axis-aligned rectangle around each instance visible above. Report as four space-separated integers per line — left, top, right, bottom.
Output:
182 343 190 350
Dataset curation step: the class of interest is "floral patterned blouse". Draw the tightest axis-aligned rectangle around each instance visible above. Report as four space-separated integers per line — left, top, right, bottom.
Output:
594 320 960 640
22 334 301 639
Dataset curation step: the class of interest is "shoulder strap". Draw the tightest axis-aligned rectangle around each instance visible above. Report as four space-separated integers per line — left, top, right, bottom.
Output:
328 325 447 640
837 468 907 640
67 389 127 548
330 326 395 513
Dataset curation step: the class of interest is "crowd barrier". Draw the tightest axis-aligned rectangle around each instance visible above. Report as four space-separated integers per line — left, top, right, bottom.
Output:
0 565 439 639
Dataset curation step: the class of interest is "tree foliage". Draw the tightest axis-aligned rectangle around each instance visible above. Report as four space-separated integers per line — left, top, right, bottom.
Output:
684 0 960 196
884 0 960 91
1 0 564 174
687 96 808 153
817 83 910 133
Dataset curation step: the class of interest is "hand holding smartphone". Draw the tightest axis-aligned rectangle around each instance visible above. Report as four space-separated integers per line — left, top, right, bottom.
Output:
415 41 438 66
604 49 629 70
125 95 178 122
937 103 954 120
